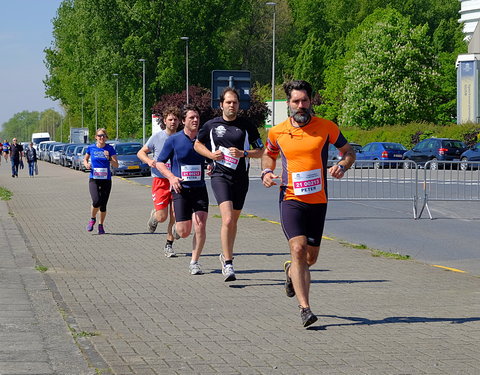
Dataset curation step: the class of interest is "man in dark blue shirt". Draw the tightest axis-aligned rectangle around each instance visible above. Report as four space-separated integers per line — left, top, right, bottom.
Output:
157 105 208 276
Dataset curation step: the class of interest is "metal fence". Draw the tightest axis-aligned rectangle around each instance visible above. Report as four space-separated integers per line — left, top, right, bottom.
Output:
327 160 480 219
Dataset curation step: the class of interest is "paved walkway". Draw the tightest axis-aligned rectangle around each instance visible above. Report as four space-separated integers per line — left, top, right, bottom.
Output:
0 160 479 375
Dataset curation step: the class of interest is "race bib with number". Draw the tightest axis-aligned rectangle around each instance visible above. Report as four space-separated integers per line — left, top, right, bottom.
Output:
292 169 322 196
93 167 108 180
181 165 201 181
216 146 239 170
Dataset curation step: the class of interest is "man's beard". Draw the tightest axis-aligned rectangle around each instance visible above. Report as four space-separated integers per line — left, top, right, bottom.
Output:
291 107 312 124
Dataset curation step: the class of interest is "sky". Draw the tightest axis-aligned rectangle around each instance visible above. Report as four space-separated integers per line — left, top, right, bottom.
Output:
0 0 64 127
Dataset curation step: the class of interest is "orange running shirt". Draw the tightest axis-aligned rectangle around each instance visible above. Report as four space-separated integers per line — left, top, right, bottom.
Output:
266 116 346 204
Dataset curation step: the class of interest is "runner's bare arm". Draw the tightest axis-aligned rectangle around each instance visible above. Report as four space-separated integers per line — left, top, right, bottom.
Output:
329 143 356 179
194 140 223 161
261 149 280 188
137 144 155 167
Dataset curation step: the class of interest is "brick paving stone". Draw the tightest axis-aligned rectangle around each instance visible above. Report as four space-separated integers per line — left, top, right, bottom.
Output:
1 161 480 374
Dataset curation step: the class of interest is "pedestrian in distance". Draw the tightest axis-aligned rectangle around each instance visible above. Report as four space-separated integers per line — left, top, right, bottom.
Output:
261 80 356 327
157 105 209 275
25 142 38 177
194 87 264 282
9 138 24 178
83 128 119 235
137 106 181 257
0 140 2 166
3 139 11 163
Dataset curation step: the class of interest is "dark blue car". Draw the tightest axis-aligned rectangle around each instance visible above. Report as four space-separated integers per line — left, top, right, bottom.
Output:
460 142 480 171
356 142 407 168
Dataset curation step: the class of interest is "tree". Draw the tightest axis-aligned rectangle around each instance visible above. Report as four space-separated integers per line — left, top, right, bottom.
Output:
339 9 438 129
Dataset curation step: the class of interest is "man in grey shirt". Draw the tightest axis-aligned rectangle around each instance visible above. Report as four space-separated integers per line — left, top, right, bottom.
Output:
137 107 181 257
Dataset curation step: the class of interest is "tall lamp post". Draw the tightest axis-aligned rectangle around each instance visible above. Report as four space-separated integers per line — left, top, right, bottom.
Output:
180 36 189 104
266 2 277 127
113 73 119 140
139 58 146 144
79 92 84 129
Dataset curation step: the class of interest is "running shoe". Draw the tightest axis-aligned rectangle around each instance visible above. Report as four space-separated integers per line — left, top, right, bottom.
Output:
284 260 295 297
164 243 177 258
98 224 105 235
189 262 203 275
300 306 318 328
86 219 96 232
147 209 158 233
172 224 181 240
219 254 236 282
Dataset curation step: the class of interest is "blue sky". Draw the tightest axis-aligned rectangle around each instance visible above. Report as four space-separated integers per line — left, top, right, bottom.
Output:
0 0 63 127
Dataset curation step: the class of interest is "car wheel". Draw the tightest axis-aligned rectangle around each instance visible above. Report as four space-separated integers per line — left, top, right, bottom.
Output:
403 158 410 169
374 160 381 169
430 158 438 170
460 157 469 171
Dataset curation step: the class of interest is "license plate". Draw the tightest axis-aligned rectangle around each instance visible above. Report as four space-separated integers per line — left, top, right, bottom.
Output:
394 154 402 158
127 165 140 169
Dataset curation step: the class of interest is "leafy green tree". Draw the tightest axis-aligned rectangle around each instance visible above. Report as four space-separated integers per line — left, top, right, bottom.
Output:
340 9 438 129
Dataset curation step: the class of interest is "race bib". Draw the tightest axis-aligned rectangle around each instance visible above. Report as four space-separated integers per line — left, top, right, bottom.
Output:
216 146 239 170
93 167 108 180
181 165 201 181
292 169 322 196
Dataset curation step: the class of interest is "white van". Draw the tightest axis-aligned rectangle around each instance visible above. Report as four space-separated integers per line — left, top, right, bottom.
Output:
31 132 51 145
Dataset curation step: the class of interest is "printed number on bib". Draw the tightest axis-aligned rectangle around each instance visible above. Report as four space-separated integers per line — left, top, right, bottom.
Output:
292 169 322 196
216 146 239 170
93 167 108 179
181 165 201 181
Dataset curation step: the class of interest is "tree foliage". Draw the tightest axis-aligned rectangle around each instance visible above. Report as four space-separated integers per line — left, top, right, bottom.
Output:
26 0 467 139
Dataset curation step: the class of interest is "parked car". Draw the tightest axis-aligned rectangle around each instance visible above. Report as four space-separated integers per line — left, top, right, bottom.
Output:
110 142 149 176
72 145 88 171
459 142 480 170
356 142 407 168
51 143 68 164
327 142 362 167
350 142 362 153
403 138 467 170
61 143 84 167
44 142 61 162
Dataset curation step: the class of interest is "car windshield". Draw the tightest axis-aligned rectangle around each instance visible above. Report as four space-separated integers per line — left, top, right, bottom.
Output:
116 144 141 155
383 143 406 150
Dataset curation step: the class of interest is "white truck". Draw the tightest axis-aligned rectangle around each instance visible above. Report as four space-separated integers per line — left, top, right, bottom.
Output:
70 127 89 144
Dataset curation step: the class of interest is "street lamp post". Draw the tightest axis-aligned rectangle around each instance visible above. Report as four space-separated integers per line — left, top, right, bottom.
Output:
79 92 84 129
266 2 277 127
113 73 119 140
139 58 146 144
94 87 98 132
180 37 189 104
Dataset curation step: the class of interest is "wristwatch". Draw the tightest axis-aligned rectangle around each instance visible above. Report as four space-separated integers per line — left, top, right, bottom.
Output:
243 150 248 157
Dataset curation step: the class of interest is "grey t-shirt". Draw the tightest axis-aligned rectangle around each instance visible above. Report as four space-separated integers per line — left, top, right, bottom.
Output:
145 130 170 178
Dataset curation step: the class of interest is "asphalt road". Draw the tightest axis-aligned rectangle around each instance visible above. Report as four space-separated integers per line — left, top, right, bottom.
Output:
134 176 480 276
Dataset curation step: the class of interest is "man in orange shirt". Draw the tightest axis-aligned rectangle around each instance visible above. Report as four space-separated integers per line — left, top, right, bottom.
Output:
262 80 356 327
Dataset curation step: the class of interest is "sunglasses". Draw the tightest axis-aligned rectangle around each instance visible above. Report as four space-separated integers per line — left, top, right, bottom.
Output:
96 134 107 138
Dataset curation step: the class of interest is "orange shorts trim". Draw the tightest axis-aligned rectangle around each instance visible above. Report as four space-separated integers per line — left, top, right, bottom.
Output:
151 178 172 210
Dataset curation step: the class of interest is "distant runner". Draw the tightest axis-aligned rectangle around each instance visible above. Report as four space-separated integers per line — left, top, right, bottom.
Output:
83 128 119 235
137 107 181 257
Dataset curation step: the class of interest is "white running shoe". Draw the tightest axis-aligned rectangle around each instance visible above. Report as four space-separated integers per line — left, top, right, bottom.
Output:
164 243 177 258
189 262 203 275
219 254 236 282
147 209 158 233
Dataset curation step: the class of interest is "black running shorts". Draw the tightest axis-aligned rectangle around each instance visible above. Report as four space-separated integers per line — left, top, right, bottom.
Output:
279 191 328 247
172 186 209 222
210 175 249 210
